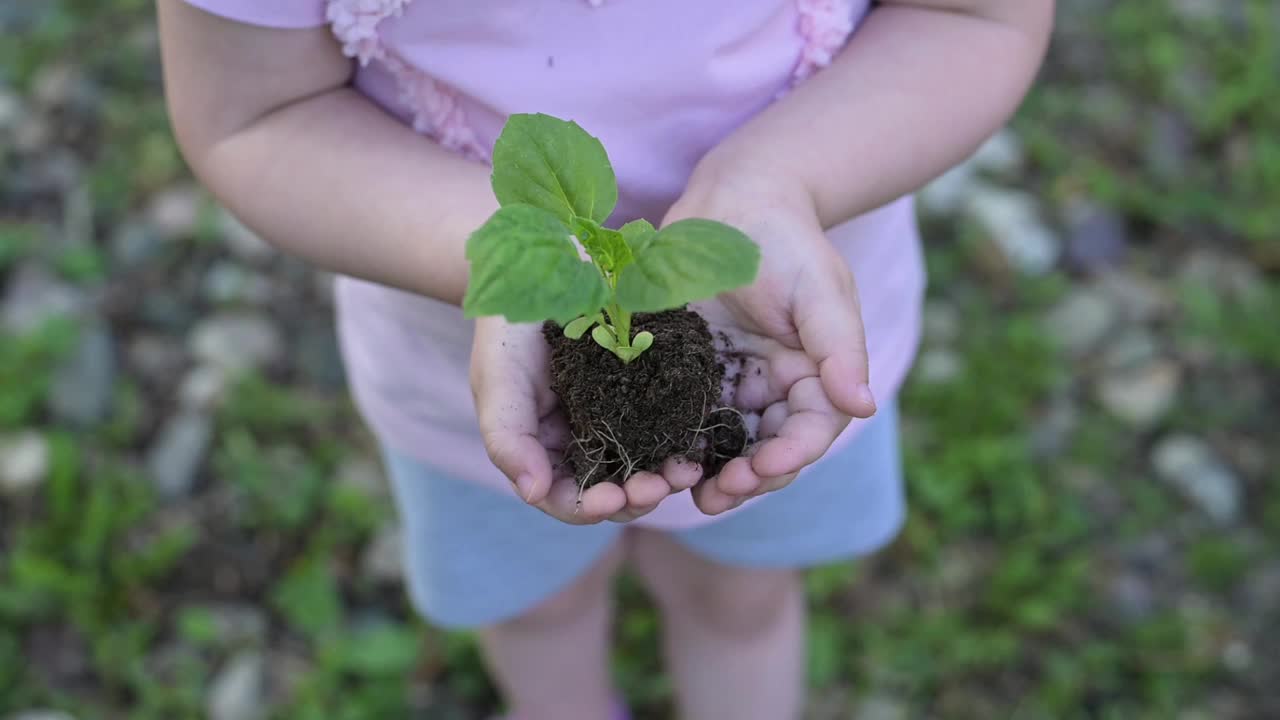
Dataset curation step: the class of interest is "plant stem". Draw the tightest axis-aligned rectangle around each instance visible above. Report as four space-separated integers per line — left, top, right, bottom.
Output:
609 303 632 349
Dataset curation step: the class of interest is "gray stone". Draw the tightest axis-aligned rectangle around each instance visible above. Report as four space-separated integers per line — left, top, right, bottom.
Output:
202 262 272 305
4 712 78 720
110 220 165 269
60 183 94 250
218 209 274 263
139 294 197 334
1151 434 1241 525
336 455 387 501
361 524 404 585
1178 248 1265 302
0 431 50 497
200 604 268 648
189 312 283 374
970 129 1024 175
1030 396 1079 459
965 187 1060 275
1146 110 1193 182
146 411 213 500
295 321 345 389
32 64 80 109
918 162 976 216
0 88 22 135
922 301 960 345
1065 203 1128 272
1106 571 1155 622
1100 329 1160 372
178 364 229 410
12 113 50 154
1095 358 1181 427
127 334 187 381
207 651 266 720
915 348 963 384
1098 271 1172 323
1045 288 1114 356
1 262 83 333
148 185 204 241
853 695 909 720
49 316 115 427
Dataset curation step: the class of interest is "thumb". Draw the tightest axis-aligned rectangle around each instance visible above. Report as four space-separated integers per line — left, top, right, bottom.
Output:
471 321 553 504
792 273 877 419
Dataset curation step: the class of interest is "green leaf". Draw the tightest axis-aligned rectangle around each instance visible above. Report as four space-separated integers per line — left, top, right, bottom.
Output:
463 204 610 324
615 219 760 312
574 219 633 273
271 556 343 641
490 113 618 225
563 315 598 340
591 324 618 351
618 218 657 255
631 331 654 354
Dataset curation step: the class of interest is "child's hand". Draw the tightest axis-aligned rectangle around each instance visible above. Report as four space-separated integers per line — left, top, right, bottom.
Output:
470 317 703 524
665 169 878 515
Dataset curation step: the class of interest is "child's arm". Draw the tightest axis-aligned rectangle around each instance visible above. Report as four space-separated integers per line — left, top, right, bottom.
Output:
694 0 1054 228
156 0 494 303
670 0 1054 513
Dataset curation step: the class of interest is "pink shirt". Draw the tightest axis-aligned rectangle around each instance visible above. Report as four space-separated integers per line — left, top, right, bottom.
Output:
184 0 925 529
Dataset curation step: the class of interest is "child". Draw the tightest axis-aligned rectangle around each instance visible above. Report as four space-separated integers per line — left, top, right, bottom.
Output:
157 1 1052 717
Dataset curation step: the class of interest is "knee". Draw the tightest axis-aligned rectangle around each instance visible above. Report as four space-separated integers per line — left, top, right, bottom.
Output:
667 567 801 638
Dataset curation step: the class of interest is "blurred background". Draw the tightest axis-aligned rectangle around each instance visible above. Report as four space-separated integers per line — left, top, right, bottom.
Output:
1 1 1277 718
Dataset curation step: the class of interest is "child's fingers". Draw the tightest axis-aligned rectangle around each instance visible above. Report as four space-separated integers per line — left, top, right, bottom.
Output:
661 456 702 492
749 376 847 479
537 477 626 524
728 350 815 411
792 271 876 419
608 472 669 522
695 458 752 514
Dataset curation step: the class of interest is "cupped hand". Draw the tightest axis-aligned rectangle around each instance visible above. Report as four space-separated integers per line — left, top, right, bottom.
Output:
664 169 878 516
470 316 703 524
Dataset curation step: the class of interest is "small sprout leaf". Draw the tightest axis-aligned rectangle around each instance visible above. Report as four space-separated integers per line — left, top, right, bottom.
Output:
491 113 618 225
591 324 618 351
615 218 760 312
631 331 654 354
563 315 597 340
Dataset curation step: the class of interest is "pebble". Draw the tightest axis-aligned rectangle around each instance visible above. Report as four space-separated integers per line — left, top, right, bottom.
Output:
127 334 188 382
1 262 83 333
1151 434 1241 525
202 261 272 305
1064 202 1128 272
922 301 961 345
970 129 1024 175
189 312 283 374
1146 110 1193 183
32 64 80 109
110 220 165 269
1030 396 1079 459
146 411 213 500
0 431 51 497
139 293 197 334
4 712 78 720
295 321 346 389
918 162 975 215
1100 328 1160 372
1178 248 1265 302
178 364 229 410
48 316 115 427
207 651 266 720
915 348 963 384
1095 358 1181 427
336 455 387 501
218 209 275 263
853 695 909 720
1106 571 1156 622
147 185 204 241
965 187 1061 276
1045 288 1114 356
361 524 404 585
0 87 22 135
199 604 268 648
1098 271 1172 324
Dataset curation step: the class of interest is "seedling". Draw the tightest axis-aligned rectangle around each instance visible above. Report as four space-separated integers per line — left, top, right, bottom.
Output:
462 113 760 363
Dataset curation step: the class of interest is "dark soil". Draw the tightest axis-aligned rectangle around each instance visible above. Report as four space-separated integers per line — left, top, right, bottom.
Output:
544 309 748 487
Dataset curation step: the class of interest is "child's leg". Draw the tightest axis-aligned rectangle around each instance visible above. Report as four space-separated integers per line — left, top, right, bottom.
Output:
627 528 806 720
480 540 625 720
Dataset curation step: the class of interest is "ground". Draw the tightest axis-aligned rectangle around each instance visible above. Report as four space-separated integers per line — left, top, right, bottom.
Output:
1 1 1278 718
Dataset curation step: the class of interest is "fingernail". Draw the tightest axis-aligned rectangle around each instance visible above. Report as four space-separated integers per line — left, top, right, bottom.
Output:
856 383 877 412
515 473 537 502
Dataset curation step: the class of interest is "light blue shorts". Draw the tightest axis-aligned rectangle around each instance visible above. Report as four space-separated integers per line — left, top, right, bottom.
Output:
382 403 904 629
